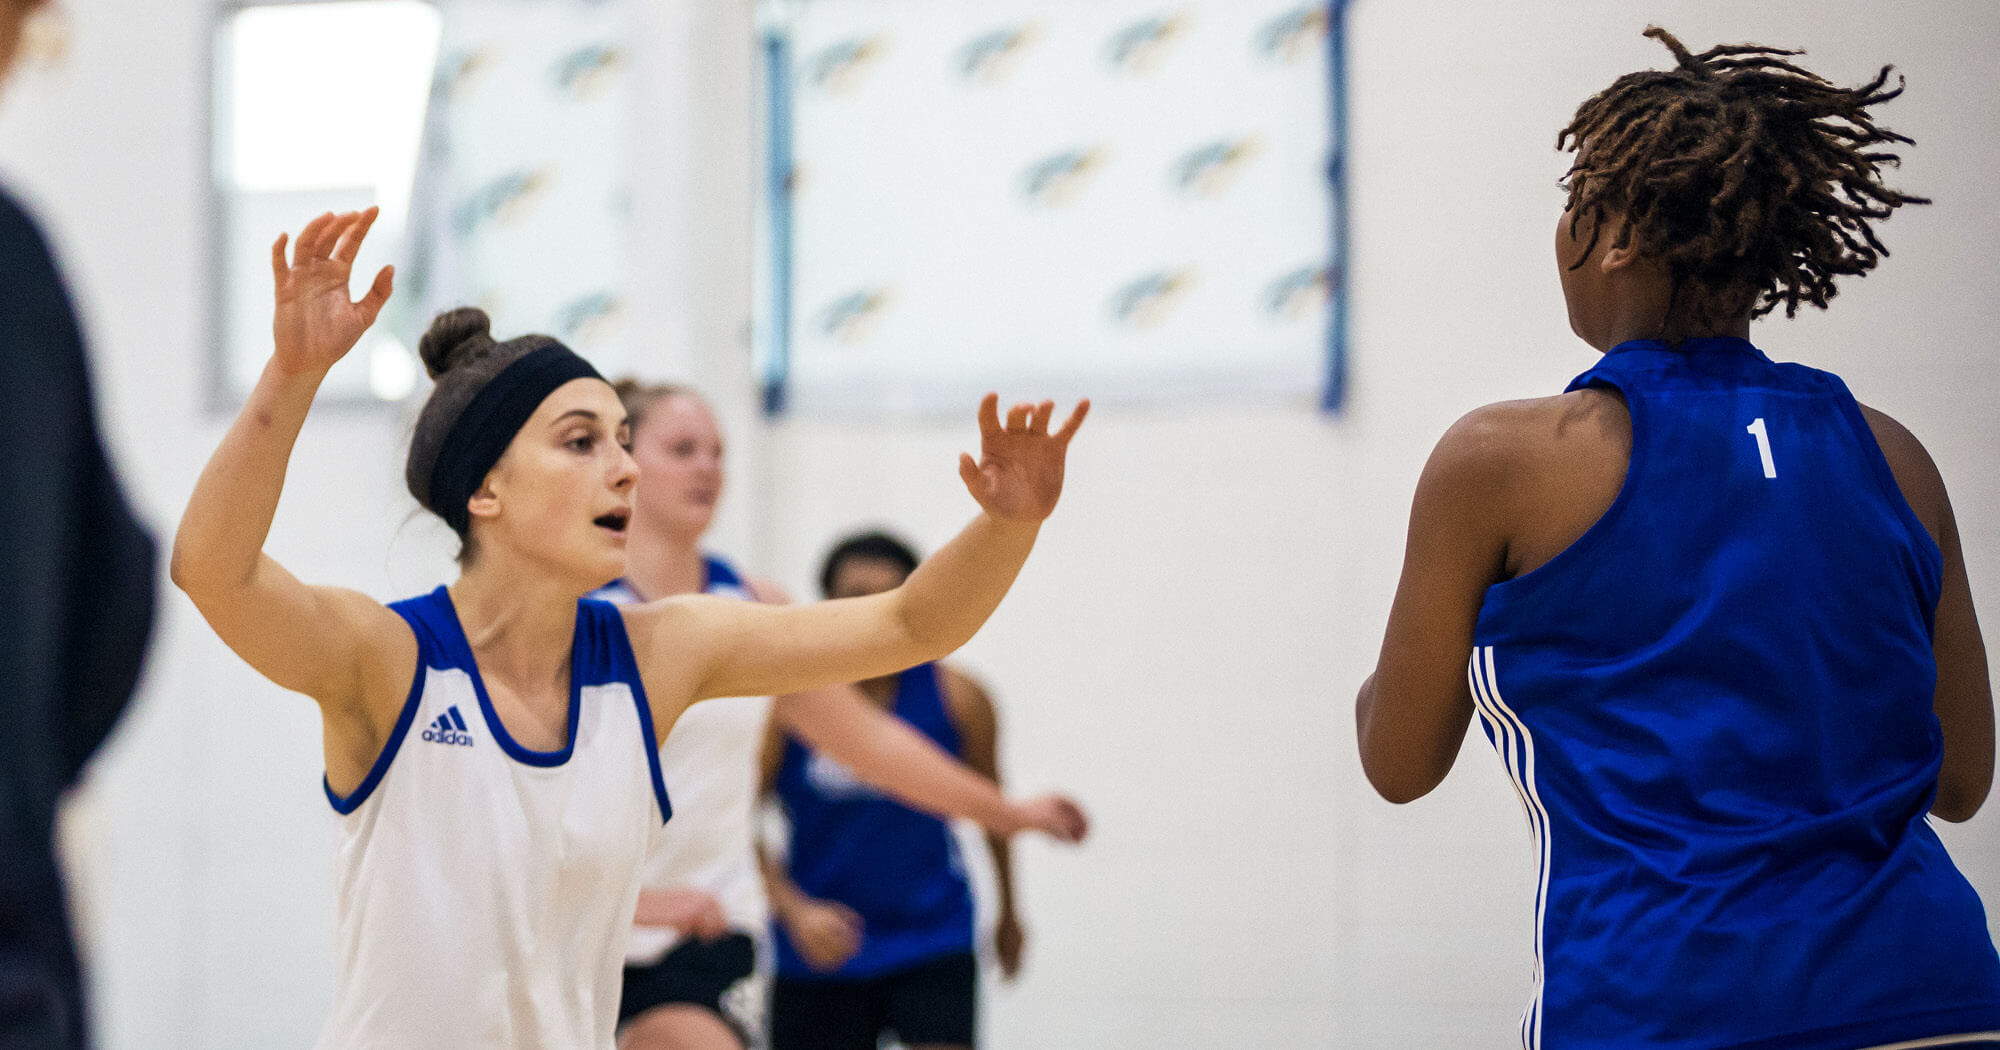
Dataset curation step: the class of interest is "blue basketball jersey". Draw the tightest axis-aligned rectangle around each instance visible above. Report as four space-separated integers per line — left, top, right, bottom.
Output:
772 663 975 979
1470 337 2000 1050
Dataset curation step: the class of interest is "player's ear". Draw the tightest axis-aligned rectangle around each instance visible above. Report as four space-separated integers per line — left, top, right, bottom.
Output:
1599 240 1641 274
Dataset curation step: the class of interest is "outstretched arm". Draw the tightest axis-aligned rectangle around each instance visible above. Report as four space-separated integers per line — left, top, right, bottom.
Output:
775 683 1086 842
171 210 412 784
632 396 1088 706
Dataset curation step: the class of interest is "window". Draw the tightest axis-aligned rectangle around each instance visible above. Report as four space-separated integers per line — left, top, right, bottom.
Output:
212 0 442 404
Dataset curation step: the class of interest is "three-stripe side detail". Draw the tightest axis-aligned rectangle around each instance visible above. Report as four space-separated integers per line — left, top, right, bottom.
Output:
1468 646 1551 1050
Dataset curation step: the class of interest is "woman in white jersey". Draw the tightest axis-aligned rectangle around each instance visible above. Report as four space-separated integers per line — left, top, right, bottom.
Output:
169 209 1088 1050
600 380 1087 1050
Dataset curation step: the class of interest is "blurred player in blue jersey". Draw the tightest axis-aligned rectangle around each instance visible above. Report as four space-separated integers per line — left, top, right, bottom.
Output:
759 532 1069 1050
1357 26 1999 1050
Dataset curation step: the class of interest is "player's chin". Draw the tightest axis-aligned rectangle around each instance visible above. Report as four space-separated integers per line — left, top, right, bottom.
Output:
570 536 625 585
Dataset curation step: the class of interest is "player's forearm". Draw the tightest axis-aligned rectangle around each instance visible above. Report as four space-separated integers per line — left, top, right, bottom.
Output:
171 361 325 597
777 686 1017 833
987 833 1019 917
889 512 1040 656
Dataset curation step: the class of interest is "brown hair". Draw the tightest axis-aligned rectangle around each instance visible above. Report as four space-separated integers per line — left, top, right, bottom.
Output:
405 307 562 558
1558 26 1928 335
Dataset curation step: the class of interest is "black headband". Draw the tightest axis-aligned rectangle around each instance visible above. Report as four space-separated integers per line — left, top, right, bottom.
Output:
427 344 604 536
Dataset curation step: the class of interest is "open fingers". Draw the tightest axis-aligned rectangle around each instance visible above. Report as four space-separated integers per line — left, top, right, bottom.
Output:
318 211 362 261
1053 398 1091 445
332 206 379 264
358 264 395 320
270 233 289 287
957 452 983 496
293 211 338 261
975 392 1002 440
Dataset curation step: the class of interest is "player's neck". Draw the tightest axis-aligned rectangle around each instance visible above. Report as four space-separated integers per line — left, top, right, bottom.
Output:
623 523 708 599
448 567 580 692
1601 285 1753 350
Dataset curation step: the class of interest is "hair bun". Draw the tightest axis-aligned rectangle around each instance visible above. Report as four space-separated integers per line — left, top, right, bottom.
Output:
418 307 496 379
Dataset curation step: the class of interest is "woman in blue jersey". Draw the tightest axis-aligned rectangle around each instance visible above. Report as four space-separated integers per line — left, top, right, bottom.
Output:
757 532 1044 1050
170 208 1088 1050
601 381 1086 1050
1356 27 1998 1050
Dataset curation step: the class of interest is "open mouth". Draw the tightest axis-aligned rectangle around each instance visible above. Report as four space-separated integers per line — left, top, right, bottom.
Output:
593 510 630 533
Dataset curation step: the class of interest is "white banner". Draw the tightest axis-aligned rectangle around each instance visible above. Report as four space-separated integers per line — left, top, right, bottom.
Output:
764 0 1341 416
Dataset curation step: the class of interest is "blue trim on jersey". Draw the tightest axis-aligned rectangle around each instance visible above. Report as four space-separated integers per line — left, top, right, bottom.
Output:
432 586 585 767
592 599 674 825
322 599 433 814
702 555 743 591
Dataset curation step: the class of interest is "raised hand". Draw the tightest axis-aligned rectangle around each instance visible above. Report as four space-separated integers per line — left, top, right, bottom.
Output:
957 394 1090 523
1005 793 1090 844
270 208 395 378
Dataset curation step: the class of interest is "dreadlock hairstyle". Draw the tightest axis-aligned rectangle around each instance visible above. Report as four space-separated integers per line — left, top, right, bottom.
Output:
1558 26 1928 336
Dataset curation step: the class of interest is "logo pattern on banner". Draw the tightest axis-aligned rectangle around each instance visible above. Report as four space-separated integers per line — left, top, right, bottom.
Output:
805 36 890 93
1020 148 1108 208
1105 14 1189 74
771 0 1344 414
1257 7 1328 63
407 0 635 372
957 24 1042 84
1173 138 1263 198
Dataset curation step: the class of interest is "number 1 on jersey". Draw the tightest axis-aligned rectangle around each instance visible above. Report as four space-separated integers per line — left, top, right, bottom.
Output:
1746 417 1777 479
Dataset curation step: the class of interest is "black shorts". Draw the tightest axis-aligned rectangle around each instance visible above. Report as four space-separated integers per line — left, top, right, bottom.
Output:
617 933 757 1028
769 951 977 1050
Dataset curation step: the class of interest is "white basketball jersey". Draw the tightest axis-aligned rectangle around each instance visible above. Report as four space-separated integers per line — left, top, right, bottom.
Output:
316 587 671 1050
592 558 773 964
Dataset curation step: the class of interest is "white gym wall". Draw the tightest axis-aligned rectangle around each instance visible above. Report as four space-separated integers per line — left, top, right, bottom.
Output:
2 1 1993 1046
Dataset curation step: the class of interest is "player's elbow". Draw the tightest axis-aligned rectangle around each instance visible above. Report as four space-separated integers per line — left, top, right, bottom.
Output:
1932 774 1991 823
1355 676 1451 804
1359 754 1444 805
167 537 208 598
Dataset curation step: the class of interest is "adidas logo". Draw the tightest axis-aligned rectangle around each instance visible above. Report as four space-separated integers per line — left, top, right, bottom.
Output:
422 706 475 747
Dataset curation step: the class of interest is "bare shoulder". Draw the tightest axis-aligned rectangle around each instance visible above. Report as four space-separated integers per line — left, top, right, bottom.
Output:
1855 402 1949 543
1426 391 1624 490
1425 390 1630 579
